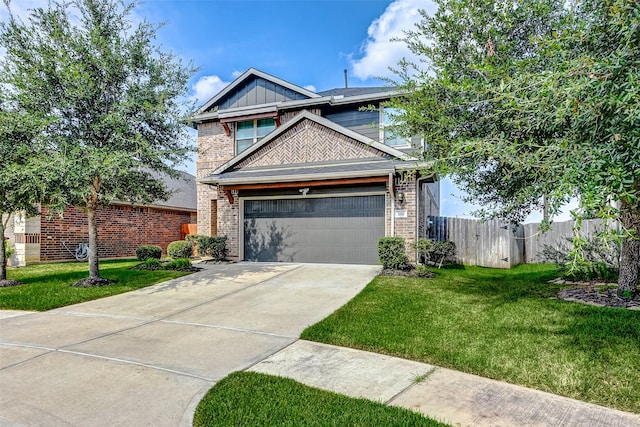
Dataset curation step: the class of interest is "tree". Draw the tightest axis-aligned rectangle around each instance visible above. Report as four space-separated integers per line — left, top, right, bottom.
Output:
0 105 48 282
0 0 196 284
392 0 639 293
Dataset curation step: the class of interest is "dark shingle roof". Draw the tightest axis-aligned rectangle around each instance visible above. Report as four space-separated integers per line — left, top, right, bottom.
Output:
208 158 415 185
317 87 395 97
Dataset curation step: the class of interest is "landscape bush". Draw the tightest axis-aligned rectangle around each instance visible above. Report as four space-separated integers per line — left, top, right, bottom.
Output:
188 235 227 260
167 240 192 259
135 245 162 261
541 235 619 282
378 237 410 270
139 257 162 270
162 258 193 271
416 239 457 267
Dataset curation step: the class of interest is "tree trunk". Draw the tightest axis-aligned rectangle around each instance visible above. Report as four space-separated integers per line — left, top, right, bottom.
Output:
0 217 7 281
86 179 101 280
618 201 639 296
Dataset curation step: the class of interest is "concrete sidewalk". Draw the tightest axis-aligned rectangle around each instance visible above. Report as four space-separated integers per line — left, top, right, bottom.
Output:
2 261 639 426
250 340 640 427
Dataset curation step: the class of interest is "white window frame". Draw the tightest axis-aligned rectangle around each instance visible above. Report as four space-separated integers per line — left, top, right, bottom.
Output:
379 106 411 148
235 118 276 154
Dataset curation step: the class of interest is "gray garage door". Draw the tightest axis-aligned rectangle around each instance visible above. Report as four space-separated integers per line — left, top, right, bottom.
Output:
243 195 384 264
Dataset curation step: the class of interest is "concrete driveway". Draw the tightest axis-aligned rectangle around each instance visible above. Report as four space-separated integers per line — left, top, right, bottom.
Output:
0 262 379 427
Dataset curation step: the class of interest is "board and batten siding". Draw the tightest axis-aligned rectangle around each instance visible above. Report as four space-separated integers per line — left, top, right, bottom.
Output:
218 76 309 110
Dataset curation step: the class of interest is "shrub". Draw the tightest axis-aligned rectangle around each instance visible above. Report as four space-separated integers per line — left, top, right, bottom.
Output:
541 234 619 282
163 258 192 271
194 235 227 260
431 241 456 266
415 238 434 264
137 257 162 270
167 240 192 259
378 237 410 270
417 239 456 268
135 245 162 261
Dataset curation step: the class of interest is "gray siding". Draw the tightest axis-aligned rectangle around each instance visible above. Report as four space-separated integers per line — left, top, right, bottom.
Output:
324 109 380 141
219 77 309 110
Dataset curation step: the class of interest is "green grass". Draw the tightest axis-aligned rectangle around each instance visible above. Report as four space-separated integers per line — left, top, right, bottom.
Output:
0 259 190 311
301 264 640 414
193 371 449 427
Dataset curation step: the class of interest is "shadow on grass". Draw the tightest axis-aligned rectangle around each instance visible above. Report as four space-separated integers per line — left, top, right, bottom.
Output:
430 264 564 302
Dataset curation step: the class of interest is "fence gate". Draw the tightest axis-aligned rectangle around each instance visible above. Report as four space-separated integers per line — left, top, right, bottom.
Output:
427 216 523 268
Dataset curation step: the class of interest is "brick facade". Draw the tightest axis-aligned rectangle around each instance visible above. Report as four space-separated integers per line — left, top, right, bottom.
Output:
235 119 387 169
392 173 418 262
197 121 234 235
40 205 192 261
216 188 240 258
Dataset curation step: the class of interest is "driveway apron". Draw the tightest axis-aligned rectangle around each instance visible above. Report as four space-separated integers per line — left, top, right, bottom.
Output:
0 262 378 427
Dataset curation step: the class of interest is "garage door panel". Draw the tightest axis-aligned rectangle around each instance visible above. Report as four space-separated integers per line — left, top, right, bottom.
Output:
243 195 384 264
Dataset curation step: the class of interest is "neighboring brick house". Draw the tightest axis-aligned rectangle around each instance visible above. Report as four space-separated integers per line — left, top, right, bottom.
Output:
194 68 439 264
5 171 196 266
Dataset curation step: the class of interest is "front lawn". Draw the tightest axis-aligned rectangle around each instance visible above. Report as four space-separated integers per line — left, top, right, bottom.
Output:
301 264 640 414
193 371 449 427
0 259 191 311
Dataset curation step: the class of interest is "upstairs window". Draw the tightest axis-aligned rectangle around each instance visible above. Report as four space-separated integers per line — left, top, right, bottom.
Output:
236 118 276 153
381 107 411 148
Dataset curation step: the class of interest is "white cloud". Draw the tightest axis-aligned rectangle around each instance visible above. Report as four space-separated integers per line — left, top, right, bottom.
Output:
190 75 230 103
231 70 243 78
350 0 436 81
303 84 317 92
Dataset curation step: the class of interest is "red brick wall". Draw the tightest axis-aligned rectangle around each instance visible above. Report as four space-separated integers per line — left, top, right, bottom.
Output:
40 205 193 261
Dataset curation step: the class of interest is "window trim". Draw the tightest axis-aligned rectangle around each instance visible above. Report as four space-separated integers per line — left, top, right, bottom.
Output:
235 118 276 154
379 106 411 148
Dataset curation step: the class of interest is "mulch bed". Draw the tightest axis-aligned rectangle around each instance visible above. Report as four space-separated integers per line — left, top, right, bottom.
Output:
551 278 640 310
0 279 23 288
199 258 236 264
70 277 117 287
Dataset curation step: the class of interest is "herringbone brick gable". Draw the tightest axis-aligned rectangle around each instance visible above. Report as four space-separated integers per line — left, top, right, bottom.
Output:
235 119 389 169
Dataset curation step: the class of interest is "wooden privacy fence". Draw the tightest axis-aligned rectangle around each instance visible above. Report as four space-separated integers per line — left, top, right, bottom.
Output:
428 216 524 268
523 218 613 263
427 216 612 268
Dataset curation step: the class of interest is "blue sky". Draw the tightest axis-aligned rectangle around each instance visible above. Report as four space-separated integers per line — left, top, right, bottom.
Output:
3 0 566 221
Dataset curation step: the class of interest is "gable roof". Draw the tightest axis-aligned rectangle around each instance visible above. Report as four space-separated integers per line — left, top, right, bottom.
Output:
197 68 321 115
205 110 415 178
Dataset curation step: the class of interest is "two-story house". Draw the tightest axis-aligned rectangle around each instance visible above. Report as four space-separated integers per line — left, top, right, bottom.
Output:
194 68 439 264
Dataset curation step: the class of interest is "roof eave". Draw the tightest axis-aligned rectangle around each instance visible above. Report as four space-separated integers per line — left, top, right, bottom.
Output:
197 168 394 186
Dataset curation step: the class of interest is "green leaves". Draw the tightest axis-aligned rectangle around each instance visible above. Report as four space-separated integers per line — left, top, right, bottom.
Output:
1 0 196 279
392 0 639 289
1 0 196 210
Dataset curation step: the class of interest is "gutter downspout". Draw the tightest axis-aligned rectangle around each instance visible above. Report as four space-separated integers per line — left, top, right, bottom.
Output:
389 172 395 237
416 175 430 263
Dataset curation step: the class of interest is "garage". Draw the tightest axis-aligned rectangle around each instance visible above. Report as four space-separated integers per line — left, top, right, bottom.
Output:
242 194 385 264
